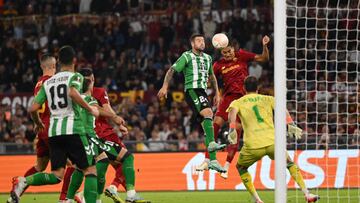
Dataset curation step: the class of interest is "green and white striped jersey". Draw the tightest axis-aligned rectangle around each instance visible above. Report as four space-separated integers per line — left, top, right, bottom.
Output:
172 50 213 91
81 94 98 137
34 71 85 137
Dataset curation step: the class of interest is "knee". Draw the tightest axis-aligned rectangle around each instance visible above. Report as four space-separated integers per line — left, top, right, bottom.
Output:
83 165 97 177
214 116 224 126
116 149 132 163
200 108 213 118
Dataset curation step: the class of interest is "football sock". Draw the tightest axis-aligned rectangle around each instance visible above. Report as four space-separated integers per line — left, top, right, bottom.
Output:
122 154 135 191
66 169 84 200
25 172 61 186
287 162 308 195
201 118 216 160
111 163 126 190
96 159 109 197
59 166 75 200
22 166 39 194
205 122 220 159
238 167 260 200
84 174 98 203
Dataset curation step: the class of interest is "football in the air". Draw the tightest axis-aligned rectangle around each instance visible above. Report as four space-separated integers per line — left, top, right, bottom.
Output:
212 33 229 49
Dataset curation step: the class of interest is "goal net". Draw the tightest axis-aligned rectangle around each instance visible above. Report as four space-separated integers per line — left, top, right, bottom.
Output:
285 0 359 202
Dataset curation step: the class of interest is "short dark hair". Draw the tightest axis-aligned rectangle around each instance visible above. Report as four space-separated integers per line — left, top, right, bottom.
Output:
190 34 204 42
244 76 258 92
58 45 75 66
39 53 53 63
79 68 93 77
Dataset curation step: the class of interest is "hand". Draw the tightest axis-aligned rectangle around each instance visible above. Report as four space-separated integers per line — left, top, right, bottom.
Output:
113 115 125 126
157 86 168 100
34 122 45 133
90 106 100 117
213 92 220 107
262 35 270 46
119 125 129 136
287 123 303 140
227 128 237 144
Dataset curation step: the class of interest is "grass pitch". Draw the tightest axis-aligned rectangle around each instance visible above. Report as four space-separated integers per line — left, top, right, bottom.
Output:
1 189 359 203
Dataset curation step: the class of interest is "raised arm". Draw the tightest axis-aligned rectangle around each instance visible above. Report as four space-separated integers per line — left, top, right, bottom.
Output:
254 35 270 62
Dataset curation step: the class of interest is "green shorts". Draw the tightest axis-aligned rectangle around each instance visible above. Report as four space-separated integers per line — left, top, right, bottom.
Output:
185 88 211 121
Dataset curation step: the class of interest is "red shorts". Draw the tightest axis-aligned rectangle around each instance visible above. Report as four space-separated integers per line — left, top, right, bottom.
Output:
215 93 243 121
102 133 126 148
36 133 49 157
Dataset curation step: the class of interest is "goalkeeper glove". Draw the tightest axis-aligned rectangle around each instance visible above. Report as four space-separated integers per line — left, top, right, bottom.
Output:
287 123 303 140
227 127 237 145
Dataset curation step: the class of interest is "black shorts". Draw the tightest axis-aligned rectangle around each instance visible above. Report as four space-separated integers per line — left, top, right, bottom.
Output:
49 134 95 170
185 88 211 120
88 135 126 162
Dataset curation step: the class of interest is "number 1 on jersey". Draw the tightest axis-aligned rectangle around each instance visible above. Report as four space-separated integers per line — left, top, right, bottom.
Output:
252 105 264 123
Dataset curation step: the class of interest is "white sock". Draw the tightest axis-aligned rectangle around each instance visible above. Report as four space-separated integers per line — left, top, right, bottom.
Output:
224 161 231 170
127 189 136 198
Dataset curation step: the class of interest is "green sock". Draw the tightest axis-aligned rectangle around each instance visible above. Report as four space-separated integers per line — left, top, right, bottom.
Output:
84 174 98 203
96 160 109 198
122 154 135 191
25 172 61 186
201 118 216 160
66 169 84 199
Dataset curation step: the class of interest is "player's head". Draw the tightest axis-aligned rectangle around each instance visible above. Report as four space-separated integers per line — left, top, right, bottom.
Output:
221 46 235 61
83 77 94 94
244 76 259 93
58 45 76 67
39 53 56 71
79 68 95 83
190 34 205 52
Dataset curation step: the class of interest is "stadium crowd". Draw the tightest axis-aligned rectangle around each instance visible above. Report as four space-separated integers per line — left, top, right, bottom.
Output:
0 0 358 153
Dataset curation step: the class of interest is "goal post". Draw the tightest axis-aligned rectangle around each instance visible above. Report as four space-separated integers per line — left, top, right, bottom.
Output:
274 0 287 202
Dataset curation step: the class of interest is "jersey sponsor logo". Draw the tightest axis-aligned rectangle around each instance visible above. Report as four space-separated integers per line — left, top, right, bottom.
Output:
221 64 240 74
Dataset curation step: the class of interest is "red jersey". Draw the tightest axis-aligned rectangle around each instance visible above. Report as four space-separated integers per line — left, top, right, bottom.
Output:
213 49 256 96
92 87 115 138
34 75 52 138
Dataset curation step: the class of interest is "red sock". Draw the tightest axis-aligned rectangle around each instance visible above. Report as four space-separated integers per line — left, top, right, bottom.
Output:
226 128 241 163
59 167 75 200
205 122 221 159
111 164 126 190
24 166 39 177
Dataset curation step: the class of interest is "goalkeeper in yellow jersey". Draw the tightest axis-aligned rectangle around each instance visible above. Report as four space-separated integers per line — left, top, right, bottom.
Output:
226 76 319 203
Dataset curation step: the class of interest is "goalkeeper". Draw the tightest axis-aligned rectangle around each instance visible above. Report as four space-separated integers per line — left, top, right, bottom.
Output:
226 76 319 203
